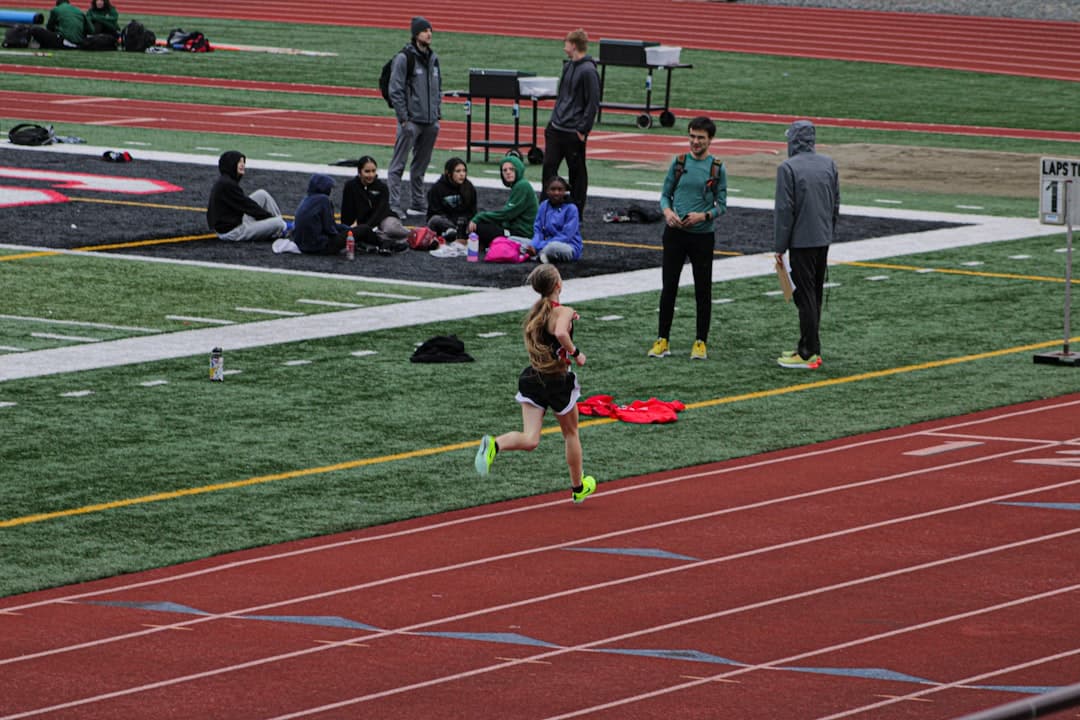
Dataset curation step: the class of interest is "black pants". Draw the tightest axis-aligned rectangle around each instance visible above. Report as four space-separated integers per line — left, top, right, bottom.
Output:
542 126 588 213
658 227 714 343
789 245 829 358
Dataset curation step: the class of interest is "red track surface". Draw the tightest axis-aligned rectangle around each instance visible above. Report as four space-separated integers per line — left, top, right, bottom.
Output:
1 0 1076 80
4 67 1080 147
2 395 1079 719
5 87 1079 166
0 88 785 163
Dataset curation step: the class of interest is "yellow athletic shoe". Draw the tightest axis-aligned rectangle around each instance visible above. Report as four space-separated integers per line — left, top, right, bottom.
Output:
647 338 670 358
475 435 496 476
572 475 597 504
690 339 708 360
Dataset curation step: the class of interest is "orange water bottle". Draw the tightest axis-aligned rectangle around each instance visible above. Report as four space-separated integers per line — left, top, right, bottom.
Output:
345 230 355 260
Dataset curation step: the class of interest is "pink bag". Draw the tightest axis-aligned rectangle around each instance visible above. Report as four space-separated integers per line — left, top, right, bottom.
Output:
483 236 529 263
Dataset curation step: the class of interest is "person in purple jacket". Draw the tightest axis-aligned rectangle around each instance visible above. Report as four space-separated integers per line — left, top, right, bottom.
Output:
526 176 583 264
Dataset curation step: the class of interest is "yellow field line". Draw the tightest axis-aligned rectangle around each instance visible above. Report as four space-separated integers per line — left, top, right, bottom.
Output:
69 197 208 212
842 260 1077 284
0 234 216 261
71 234 216 251
3 334 1075 529
0 441 477 528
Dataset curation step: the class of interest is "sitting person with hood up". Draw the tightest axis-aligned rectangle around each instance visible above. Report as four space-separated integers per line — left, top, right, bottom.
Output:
526 175 582 264
340 155 409 254
206 150 288 242
205 151 287 241
276 173 351 255
436 152 538 258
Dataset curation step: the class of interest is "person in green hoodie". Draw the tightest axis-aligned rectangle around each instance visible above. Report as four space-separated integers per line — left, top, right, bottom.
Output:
45 0 93 48
85 0 119 36
467 153 539 253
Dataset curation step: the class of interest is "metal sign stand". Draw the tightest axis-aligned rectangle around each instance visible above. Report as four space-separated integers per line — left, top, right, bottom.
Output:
1035 173 1080 366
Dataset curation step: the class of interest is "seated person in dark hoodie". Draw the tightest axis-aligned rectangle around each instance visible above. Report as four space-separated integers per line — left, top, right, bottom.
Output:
425 156 477 242
287 174 351 255
206 150 288 242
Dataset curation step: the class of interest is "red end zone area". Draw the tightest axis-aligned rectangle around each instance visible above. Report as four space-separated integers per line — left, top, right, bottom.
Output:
2 394 1079 719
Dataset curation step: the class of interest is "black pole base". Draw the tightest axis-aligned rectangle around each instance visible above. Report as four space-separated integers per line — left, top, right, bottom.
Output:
1034 350 1080 366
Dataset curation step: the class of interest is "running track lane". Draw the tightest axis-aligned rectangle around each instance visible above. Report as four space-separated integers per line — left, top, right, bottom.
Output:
4 91 1079 168
0 0 1075 81
2 395 1078 718
4 67 1080 145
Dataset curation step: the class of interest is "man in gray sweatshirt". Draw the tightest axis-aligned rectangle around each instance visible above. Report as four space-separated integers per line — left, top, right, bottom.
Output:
774 120 840 369
542 28 600 214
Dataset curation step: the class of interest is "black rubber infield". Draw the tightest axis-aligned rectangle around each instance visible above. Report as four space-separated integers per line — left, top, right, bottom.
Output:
0 148 962 289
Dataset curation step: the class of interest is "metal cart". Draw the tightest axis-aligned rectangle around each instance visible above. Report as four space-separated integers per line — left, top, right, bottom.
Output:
448 69 557 165
595 39 693 129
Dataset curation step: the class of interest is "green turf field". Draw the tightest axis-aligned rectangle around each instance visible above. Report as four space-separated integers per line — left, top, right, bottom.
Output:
1 18 1078 598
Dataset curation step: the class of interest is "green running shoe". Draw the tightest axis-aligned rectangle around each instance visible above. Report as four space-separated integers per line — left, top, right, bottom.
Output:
572 475 597 504
475 434 496 476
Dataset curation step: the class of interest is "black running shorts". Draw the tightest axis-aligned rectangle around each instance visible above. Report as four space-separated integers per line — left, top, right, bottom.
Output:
515 367 581 415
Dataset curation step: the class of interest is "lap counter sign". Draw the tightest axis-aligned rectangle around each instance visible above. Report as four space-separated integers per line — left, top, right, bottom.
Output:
1035 156 1080 366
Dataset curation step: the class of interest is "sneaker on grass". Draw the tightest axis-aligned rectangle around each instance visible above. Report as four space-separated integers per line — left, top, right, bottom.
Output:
690 339 707 361
777 353 822 369
572 475 596 504
475 435 496 476
648 338 670 358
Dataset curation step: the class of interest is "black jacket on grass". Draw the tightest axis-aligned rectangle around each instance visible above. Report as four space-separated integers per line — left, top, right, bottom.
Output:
206 151 272 234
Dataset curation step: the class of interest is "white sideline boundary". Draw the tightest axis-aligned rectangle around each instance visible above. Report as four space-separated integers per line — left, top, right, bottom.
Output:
0 145 1063 382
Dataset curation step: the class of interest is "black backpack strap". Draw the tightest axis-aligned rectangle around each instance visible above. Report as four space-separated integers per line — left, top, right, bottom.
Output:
705 157 724 198
665 153 687 203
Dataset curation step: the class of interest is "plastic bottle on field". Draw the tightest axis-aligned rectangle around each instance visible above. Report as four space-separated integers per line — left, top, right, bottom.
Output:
345 230 355 261
466 232 479 262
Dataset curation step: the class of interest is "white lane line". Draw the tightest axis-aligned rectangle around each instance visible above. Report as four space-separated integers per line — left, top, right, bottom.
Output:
904 440 984 456
234 307 305 317
164 315 234 325
0 315 160 333
296 299 362 308
355 291 420 300
31 332 100 343
86 118 160 126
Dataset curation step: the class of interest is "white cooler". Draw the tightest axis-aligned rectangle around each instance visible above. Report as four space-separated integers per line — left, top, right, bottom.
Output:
517 76 559 97
645 45 681 66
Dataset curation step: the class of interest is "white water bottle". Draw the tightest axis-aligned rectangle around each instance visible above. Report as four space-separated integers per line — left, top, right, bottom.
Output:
467 232 479 262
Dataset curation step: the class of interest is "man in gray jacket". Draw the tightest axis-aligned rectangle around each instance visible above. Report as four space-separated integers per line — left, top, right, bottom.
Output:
387 16 442 218
773 119 839 369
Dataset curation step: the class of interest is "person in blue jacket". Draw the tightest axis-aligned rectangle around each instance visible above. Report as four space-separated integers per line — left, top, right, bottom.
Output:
526 175 582 264
290 173 351 255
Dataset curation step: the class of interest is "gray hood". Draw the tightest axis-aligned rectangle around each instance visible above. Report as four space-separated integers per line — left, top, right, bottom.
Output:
786 120 816 157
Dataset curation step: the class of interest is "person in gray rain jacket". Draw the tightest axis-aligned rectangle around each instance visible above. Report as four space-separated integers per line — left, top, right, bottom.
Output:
387 16 442 218
773 119 840 370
